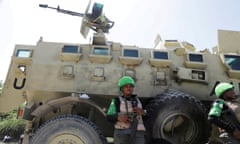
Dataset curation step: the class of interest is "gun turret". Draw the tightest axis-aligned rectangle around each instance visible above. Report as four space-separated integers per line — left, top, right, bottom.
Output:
39 1 114 38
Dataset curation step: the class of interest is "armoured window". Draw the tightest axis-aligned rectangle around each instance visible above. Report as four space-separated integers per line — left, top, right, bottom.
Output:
123 49 139 57
63 65 74 76
93 47 109 55
89 46 112 63
188 53 203 62
16 49 31 58
224 55 240 70
62 45 78 53
153 51 168 59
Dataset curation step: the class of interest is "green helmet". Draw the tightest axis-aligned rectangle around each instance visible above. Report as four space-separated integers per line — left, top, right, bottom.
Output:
215 82 234 98
118 76 135 91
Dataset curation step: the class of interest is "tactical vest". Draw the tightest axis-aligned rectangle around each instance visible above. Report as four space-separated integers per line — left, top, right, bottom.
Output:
114 96 146 131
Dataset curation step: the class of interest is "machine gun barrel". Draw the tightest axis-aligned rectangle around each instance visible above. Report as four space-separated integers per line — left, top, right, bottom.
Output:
39 4 84 17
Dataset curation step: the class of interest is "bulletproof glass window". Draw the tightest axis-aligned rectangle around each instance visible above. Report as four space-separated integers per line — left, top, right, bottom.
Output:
92 47 109 55
62 45 78 53
123 49 139 57
188 53 203 62
16 49 31 58
224 55 240 70
153 51 168 59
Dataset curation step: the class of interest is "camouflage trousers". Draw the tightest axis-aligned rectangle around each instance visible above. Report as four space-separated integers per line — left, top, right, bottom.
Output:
113 129 145 144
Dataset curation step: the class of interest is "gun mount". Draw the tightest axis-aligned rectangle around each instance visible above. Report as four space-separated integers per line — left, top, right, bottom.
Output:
39 0 114 39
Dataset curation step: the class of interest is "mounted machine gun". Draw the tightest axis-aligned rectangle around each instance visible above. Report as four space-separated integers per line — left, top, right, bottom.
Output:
39 0 114 39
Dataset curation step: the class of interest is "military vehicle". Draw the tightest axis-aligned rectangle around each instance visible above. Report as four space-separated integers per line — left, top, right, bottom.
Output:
1 1 240 144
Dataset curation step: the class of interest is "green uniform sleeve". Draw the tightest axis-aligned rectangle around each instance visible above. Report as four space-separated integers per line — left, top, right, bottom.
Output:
208 99 224 117
107 98 116 115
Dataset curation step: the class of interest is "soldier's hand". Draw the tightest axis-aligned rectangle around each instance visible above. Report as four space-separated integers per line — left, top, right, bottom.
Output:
232 129 240 139
118 115 129 122
133 107 145 115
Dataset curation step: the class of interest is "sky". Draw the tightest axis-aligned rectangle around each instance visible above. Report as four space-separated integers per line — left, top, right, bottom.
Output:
1 0 240 82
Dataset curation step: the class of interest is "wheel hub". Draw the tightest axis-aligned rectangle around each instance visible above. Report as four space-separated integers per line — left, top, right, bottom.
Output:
49 134 84 144
160 113 196 143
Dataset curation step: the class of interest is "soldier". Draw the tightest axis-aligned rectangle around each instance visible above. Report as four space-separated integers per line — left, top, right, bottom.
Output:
208 82 240 143
107 76 146 144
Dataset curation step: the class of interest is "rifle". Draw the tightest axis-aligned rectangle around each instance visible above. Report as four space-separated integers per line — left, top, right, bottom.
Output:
129 99 139 144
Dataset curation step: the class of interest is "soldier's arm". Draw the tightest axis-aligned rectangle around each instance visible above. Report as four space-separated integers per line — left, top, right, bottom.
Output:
106 97 120 123
208 99 236 133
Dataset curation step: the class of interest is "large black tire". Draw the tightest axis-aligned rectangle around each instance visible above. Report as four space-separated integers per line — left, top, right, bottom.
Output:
30 115 107 144
145 89 211 144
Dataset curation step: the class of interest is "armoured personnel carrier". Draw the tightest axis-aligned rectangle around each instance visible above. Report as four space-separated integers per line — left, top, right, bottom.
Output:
1 1 240 144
